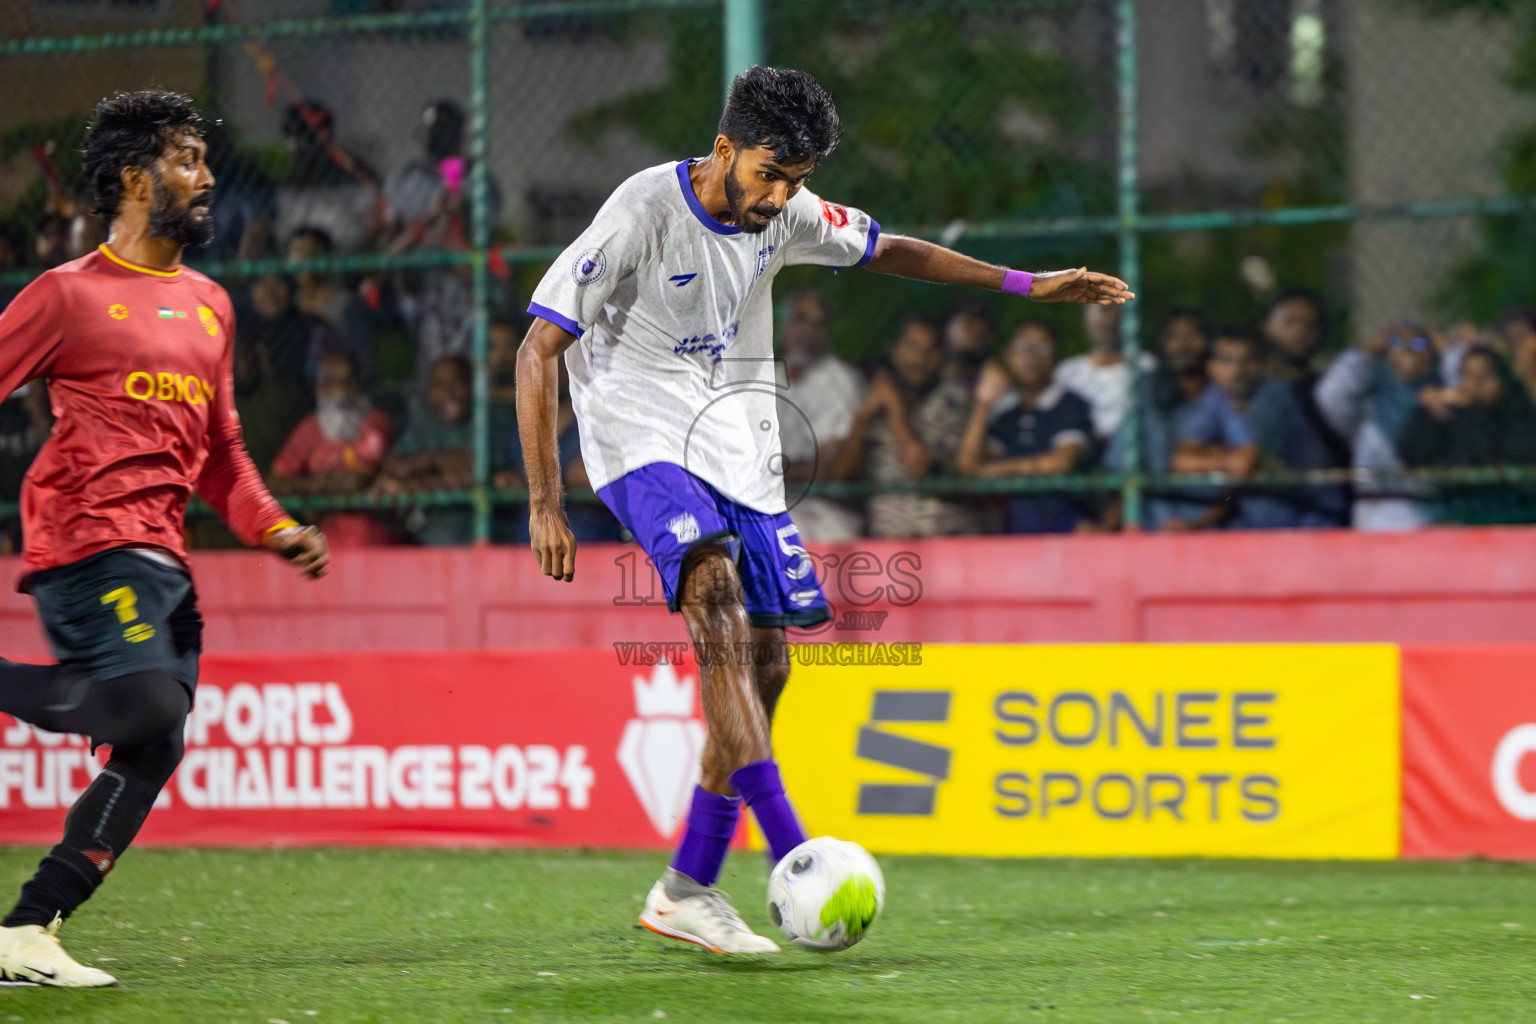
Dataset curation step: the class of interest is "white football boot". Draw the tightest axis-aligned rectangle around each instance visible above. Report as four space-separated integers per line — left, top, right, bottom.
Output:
0 914 117 987
639 867 780 953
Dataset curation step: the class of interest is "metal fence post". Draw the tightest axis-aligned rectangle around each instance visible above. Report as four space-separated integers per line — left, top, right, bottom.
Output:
1116 0 1143 530
723 0 763 100
470 0 492 543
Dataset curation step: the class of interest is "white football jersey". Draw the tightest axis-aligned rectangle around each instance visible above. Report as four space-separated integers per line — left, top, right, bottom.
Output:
528 159 879 514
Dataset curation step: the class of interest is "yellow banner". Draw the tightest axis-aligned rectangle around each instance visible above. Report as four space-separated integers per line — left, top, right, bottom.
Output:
771 645 1400 858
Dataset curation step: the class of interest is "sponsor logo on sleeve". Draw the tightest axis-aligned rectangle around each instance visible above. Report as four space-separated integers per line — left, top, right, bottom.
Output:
197 306 220 336
572 248 607 286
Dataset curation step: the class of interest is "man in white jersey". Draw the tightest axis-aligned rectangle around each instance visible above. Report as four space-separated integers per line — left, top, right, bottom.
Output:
517 66 1131 953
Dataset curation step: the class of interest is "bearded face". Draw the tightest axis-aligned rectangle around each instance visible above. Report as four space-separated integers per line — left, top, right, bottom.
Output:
147 164 215 250
722 155 786 235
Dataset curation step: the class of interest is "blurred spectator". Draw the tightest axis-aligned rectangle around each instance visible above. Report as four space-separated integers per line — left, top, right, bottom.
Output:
1262 289 1327 383
65 196 105 262
1257 289 1351 524
487 315 521 447
384 100 503 379
270 351 395 546
1108 309 1215 529
1054 304 1153 443
776 289 864 542
1491 308 1536 401
232 326 309 474
288 227 349 327
942 300 996 388
33 213 69 269
0 229 24 310
275 101 379 254
287 226 379 381
202 124 275 262
0 382 50 553
240 271 340 387
383 100 501 251
376 355 476 545
1401 347 1536 518
1315 319 1441 531
829 315 981 537
957 320 1093 533
488 316 526 543
1173 330 1344 530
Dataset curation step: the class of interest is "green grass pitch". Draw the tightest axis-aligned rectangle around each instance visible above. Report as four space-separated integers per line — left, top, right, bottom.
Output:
0 847 1532 1022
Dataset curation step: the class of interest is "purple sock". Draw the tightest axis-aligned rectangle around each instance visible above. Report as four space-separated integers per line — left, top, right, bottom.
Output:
670 787 740 887
731 760 809 864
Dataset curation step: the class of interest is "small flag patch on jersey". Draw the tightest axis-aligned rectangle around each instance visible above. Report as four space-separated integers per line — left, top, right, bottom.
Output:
157 307 174 318
818 198 849 228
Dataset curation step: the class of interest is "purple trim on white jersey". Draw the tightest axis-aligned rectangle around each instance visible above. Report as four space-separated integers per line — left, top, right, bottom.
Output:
856 218 882 267
527 301 581 337
675 159 742 236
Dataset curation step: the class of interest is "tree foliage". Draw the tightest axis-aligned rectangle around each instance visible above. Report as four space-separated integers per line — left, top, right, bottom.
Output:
1405 0 1536 320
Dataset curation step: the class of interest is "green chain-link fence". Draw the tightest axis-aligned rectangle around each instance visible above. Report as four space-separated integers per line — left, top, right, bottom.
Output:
1 0 1534 542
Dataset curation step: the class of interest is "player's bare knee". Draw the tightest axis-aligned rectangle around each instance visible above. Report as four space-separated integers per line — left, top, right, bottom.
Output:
679 547 750 632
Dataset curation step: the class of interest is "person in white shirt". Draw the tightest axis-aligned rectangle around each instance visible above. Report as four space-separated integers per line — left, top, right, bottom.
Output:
517 65 1132 954
1053 303 1155 443
776 289 864 541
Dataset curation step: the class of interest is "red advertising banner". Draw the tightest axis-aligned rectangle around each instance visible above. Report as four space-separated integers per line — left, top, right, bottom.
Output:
1402 645 1536 859
0 651 713 849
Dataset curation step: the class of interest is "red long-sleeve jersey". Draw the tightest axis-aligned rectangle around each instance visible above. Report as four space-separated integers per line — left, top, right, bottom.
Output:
0 244 294 588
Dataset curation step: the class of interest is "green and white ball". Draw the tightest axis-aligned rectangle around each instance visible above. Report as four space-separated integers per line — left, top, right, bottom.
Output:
766 837 885 951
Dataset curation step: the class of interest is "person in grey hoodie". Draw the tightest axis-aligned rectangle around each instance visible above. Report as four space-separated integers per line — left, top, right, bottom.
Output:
1314 318 1442 530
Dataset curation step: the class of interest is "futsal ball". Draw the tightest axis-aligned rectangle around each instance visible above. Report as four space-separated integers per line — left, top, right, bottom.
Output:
766 837 885 951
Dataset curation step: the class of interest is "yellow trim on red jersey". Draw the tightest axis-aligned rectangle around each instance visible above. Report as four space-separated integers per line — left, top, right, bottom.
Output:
263 519 300 538
97 244 183 278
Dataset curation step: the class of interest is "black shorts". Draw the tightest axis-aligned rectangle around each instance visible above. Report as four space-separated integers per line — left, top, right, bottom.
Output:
29 548 203 694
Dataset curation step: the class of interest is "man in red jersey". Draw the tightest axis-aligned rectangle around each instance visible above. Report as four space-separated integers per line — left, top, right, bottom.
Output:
0 91 328 987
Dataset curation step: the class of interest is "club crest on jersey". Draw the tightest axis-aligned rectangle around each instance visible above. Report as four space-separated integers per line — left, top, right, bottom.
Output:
819 197 850 228
572 248 607 286
107 304 128 320
756 245 776 280
197 306 219 336
667 512 701 544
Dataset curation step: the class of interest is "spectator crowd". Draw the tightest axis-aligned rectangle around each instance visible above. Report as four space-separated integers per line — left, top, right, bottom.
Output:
777 288 1536 540
2 95 1536 546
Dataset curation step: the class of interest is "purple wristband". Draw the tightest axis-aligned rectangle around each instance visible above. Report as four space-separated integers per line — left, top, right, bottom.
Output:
1001 269 1034 297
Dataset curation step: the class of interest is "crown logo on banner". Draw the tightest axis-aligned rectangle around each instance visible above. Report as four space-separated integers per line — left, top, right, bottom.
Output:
633 659 696 718
618 660 706 838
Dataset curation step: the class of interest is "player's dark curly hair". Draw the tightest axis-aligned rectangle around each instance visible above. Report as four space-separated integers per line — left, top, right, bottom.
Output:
83 90 210 222
718 66 842 163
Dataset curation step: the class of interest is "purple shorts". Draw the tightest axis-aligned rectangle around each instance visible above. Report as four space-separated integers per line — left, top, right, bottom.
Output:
597 463 831 629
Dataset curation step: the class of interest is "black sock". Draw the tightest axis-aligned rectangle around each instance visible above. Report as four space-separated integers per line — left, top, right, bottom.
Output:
2 846 100 928
0 683 187 928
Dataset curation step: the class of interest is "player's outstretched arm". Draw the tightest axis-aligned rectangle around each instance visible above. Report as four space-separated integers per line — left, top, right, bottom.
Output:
865 234 1134 305
517 317 579 582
